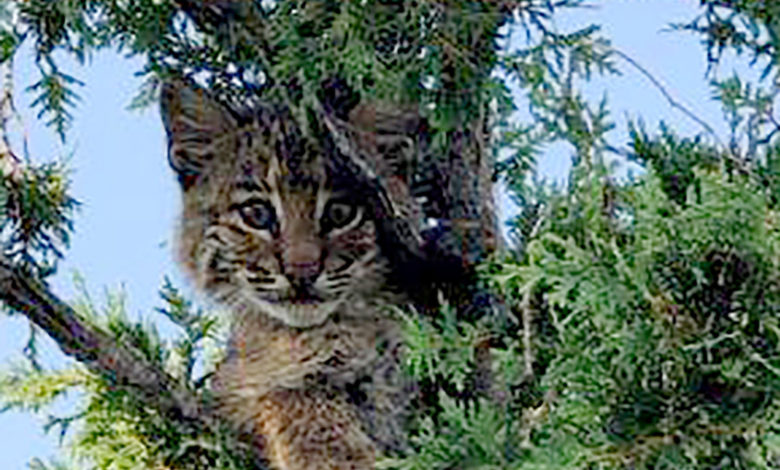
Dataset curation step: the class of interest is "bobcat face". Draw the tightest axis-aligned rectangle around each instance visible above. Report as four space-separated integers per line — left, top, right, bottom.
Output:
161 81 389 327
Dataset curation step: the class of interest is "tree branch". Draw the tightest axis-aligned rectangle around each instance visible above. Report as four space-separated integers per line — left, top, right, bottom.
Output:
0 254 207 427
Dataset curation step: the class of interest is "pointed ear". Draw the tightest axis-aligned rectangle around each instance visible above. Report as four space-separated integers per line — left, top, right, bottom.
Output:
347 102 422 183
322 102 426 253
160 80 237 187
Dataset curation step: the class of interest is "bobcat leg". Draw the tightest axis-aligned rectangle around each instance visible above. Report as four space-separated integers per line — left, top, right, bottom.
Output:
256 389 375 470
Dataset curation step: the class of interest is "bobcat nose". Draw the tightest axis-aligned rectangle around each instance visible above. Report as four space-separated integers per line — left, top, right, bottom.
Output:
281 241 322 287
285 260 322 287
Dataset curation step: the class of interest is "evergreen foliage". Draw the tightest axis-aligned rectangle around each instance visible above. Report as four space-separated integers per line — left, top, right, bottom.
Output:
0 1 779 469
1 278 256 469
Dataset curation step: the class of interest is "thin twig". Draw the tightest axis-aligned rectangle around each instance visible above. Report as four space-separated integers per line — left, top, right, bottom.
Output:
613 49 724 148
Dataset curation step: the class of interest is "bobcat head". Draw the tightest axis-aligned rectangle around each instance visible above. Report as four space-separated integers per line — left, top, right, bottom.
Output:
160 81 413 328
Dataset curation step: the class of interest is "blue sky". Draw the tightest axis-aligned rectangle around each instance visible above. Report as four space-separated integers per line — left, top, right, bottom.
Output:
0 1 756 467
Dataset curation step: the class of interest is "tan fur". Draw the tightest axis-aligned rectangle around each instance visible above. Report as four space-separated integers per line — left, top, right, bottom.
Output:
161 81 410 469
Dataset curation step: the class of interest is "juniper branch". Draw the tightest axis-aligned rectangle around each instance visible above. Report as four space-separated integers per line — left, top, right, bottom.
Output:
171 0 275 81
0 253 254 470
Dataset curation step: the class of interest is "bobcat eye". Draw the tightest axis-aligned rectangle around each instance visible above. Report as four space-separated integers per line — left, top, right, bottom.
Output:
322 199 359 231
238 199 276 231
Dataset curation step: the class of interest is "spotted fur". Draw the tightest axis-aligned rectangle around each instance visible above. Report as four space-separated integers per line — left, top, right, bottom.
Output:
161 81 411 469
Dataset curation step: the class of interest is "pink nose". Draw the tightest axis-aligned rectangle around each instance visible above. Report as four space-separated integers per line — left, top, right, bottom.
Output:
282 241 322 286
284 260 322 285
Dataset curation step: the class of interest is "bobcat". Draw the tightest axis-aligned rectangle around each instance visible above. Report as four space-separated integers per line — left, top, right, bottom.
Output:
160 80 414 469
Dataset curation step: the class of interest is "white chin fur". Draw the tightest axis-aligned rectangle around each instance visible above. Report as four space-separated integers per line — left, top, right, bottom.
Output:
251 297 342 328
